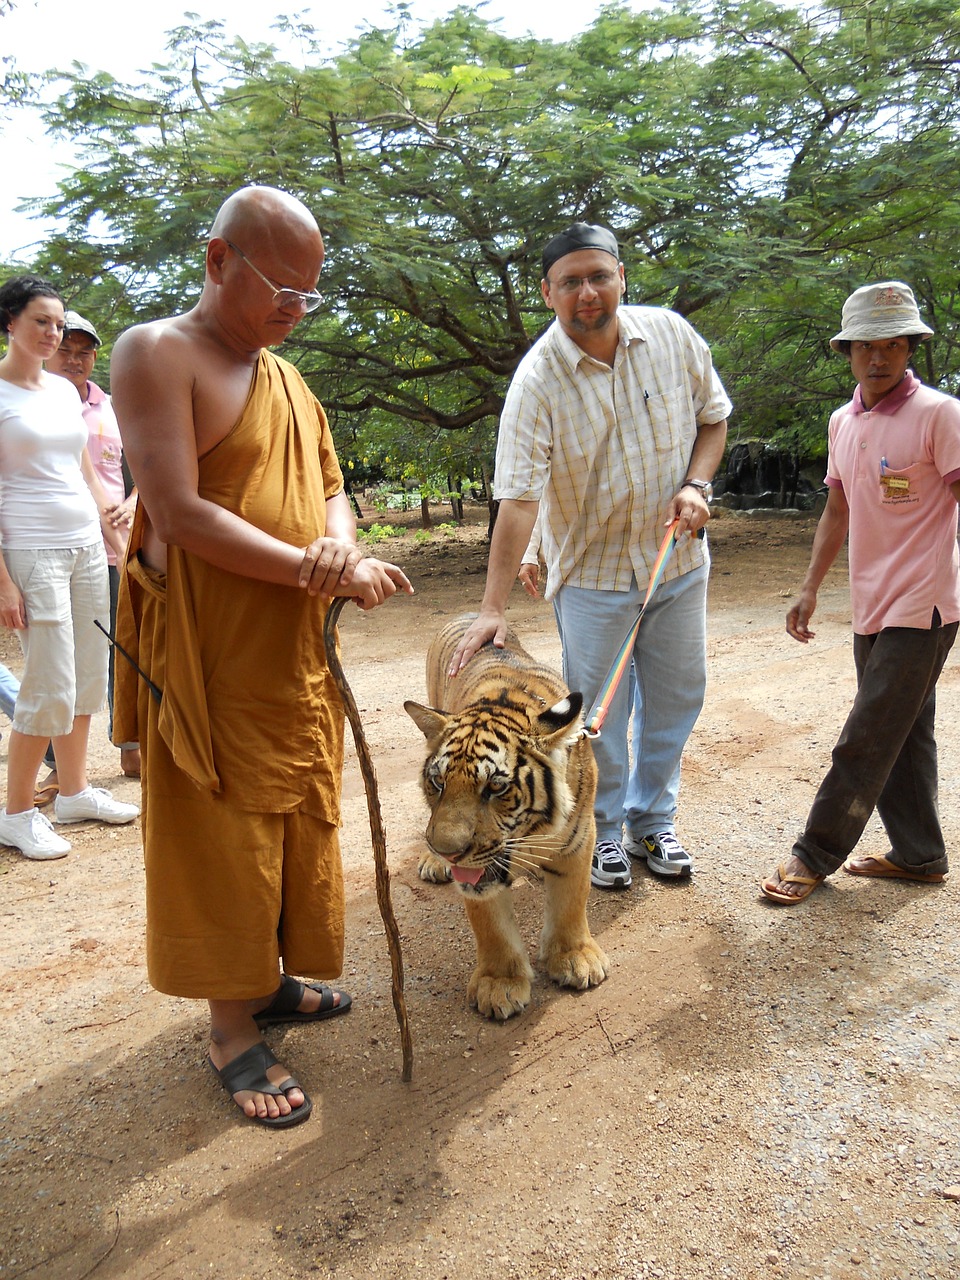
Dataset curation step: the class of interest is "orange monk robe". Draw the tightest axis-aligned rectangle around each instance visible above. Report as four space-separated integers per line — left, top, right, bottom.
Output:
114 350 349 998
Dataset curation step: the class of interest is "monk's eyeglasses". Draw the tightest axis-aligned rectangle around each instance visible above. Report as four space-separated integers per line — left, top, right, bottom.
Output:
225 240 324 313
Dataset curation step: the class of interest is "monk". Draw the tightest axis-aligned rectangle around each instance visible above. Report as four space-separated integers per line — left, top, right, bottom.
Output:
110 186 413 1128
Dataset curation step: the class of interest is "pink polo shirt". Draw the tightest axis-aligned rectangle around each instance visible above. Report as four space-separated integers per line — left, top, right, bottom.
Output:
81 380 126 566
825 370 960 634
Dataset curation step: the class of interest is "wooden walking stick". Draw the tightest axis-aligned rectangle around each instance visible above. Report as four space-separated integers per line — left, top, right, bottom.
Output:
323 597 413 1082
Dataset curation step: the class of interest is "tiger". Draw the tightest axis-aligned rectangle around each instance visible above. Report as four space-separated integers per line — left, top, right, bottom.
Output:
403 614 609 1020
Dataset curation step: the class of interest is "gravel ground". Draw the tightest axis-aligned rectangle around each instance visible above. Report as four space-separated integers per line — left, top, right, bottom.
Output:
1 510 959 1280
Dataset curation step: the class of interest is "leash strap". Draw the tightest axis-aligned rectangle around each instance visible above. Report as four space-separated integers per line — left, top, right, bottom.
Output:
581 520 681 739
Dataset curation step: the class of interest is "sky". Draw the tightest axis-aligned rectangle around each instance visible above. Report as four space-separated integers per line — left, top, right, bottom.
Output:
0 0 611 260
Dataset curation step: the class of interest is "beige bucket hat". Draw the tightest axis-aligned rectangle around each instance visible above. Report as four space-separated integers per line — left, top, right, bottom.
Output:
830 281 934 351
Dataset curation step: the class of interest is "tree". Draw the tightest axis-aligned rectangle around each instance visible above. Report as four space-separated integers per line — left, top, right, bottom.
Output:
8 1 960 485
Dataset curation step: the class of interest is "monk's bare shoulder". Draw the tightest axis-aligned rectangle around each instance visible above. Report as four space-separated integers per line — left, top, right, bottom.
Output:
112 313 256 456
112 314 203 385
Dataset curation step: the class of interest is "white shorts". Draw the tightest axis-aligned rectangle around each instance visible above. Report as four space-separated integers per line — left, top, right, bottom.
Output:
4 543 110 737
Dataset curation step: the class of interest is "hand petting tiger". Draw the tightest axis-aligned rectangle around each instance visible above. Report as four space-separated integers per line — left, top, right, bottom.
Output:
404 614 609 1020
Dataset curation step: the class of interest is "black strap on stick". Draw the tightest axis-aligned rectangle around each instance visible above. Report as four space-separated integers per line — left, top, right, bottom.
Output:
94 618 162 705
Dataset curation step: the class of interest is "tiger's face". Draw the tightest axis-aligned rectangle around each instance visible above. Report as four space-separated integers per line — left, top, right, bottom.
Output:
405 693 582 897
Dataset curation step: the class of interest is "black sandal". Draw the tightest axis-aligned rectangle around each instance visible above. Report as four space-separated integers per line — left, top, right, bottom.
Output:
254 974 352 1027
208 1041 312 1128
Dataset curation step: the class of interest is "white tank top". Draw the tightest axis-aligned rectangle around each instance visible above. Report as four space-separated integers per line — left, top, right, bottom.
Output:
0 372 101 548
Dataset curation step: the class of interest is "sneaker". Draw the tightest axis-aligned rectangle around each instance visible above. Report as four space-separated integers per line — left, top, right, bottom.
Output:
625 830 693 878
54 786 140 826
0 807 71 860
591 838 632 890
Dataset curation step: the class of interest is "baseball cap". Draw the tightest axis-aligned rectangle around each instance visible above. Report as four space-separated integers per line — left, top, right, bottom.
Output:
62 310 101 347
541 223 619 277
830 282 933 351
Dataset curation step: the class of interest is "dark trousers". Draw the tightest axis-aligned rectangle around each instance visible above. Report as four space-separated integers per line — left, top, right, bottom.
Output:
794 617 957 878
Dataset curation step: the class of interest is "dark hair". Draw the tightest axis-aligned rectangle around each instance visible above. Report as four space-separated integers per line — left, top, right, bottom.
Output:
834 334 924 357
0 275 62 332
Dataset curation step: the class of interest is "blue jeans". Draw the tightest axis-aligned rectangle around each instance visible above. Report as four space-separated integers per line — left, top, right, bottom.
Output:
0 663 19 723
553 562 709 842
0 663 56 768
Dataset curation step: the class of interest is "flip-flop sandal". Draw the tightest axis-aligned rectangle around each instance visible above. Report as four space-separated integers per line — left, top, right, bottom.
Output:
254 975 353 1027
208 1041 312 1129
842 855 945 883
33 779 59 808
760 863 825 905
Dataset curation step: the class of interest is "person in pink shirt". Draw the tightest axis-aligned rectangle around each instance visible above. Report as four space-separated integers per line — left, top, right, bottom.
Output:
762 282 960 903
46 311 140 780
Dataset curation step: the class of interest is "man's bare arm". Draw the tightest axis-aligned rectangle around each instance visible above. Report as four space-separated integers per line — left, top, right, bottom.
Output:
663 418 728 536
447 498 539 674
111 325 321 585
785 485 849 643
300 490 413 605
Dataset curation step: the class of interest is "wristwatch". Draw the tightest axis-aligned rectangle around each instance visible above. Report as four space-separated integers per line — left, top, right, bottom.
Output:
681 478 714 503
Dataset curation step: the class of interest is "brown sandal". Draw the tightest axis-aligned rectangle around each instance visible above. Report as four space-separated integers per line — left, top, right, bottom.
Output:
760 863 825 905
33 774 59 808
842 855 945 883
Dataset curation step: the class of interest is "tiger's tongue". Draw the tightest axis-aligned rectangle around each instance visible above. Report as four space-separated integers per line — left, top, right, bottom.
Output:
450 864 484 886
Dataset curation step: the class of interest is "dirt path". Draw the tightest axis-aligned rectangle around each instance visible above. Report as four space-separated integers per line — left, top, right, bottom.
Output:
2 512 959 1280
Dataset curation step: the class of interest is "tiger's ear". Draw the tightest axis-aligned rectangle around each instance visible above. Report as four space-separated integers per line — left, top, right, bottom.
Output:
536 692 584 742
404 700 450 740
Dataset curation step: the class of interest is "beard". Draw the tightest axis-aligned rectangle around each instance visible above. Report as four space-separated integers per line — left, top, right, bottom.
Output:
568 307 616 335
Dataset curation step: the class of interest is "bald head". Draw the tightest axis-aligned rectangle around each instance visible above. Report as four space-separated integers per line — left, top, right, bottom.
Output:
209 185 322 254
200 186 326 349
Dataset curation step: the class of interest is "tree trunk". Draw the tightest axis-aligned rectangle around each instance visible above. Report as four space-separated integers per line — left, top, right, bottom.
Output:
448 474 464 523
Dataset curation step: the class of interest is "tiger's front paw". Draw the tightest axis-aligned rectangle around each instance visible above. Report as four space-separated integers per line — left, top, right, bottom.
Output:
543 936 610 990
469 970 532 1021
418 851 452 883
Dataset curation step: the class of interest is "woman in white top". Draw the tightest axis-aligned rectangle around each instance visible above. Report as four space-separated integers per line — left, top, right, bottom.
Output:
0 275 139 860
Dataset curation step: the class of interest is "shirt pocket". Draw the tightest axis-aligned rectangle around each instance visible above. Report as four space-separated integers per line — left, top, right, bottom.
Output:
643 384 692 455
878 460 923 510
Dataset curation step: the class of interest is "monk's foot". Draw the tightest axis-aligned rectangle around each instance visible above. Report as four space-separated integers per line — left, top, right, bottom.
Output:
209 1031 308 1124
121 747 141 777
253 975 353 1027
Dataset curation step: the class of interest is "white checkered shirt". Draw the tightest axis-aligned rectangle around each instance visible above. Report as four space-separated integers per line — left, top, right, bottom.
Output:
495 306 732 599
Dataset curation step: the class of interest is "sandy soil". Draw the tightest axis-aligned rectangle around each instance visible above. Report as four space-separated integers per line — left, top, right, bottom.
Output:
1 509 959 1280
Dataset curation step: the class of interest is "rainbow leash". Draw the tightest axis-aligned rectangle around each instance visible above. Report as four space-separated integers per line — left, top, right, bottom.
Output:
581 520 681 739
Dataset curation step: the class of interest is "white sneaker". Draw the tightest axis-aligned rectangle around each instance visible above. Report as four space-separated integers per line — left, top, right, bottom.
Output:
591 838 632 890
0 807 71 860
54 786 140 826
624 829 694 878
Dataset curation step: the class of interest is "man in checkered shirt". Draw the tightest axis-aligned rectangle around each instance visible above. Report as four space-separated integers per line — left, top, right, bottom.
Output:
451 222 730 890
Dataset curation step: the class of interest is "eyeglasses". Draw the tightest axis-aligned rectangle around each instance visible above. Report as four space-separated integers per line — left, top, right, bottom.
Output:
549 269 621 296
225 240 324 312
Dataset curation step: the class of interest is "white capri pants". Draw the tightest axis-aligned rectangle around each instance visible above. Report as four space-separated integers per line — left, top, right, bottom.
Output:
4 543 110 737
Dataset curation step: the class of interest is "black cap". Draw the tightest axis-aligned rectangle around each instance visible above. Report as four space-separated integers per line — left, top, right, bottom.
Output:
541 222 619 277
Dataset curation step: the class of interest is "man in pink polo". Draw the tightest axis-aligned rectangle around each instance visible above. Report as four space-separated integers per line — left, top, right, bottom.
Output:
46 310 140 779
762 282 960 903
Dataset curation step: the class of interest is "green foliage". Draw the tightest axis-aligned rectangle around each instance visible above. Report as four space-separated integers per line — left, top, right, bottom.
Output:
357 522 403 544
9 0 960 471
